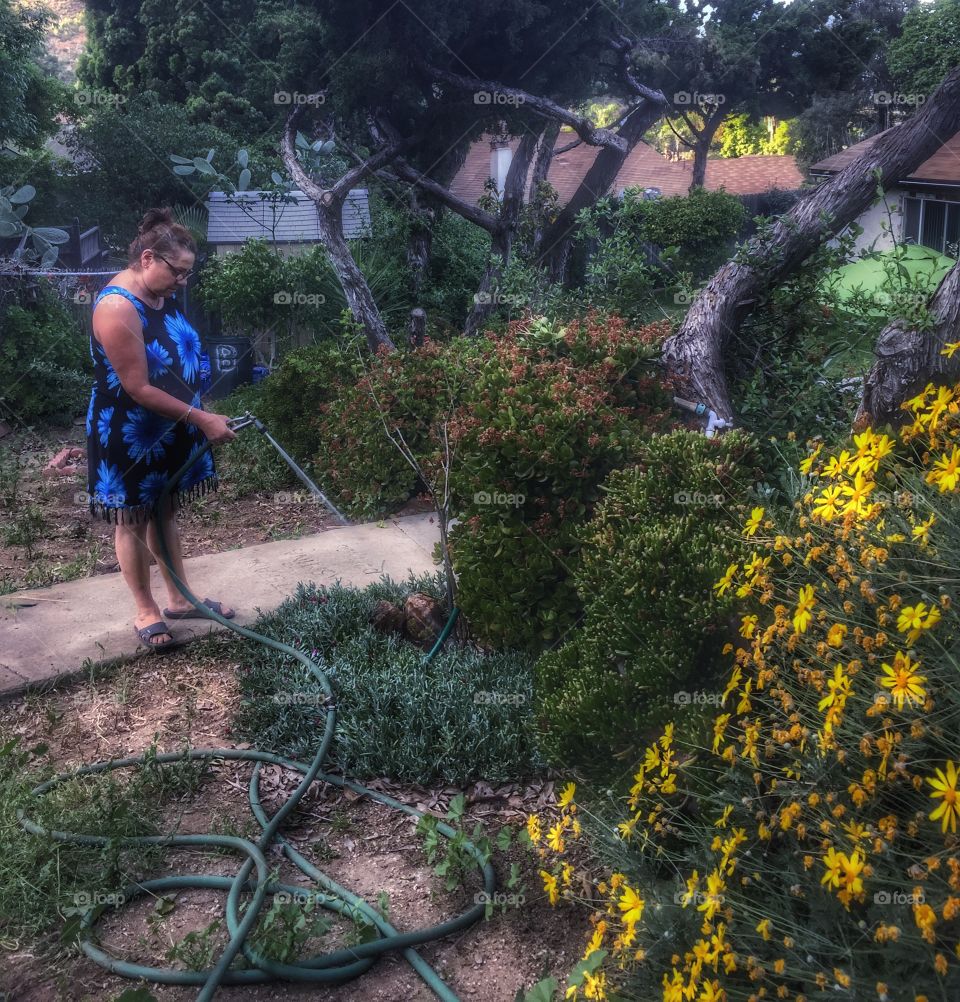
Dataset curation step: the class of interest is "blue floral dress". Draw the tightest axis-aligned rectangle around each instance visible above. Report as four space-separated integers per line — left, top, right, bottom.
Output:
85 285 217 524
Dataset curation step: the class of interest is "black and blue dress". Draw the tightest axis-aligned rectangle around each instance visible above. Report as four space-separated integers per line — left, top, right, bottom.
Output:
85 285 217 524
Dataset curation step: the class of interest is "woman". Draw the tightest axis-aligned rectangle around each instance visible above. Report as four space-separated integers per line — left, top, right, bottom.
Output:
86 207 238 650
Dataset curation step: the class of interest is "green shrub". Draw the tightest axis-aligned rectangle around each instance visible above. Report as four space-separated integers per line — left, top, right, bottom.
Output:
254 336 365 466
534 428 762 773
229 573 542 784
448 312 677 652
0 286 90 425
312 335 484 520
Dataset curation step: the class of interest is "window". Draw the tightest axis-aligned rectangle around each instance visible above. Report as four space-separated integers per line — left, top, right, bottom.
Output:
902 195 960 256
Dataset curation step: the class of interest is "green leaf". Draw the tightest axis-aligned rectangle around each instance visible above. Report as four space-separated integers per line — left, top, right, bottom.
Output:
169 154 193 165
446 793 467 820
206 148 216 162
238 168 251 192
9 184 36 205
0 219 19 237
173 165 195 176
237 148 249 169
522 977 558 1002
193 158 216 175
40 245 59 268
32 226 70 245
271 171 283 185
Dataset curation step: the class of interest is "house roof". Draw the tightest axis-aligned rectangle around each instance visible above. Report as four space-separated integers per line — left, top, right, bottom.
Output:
205 189 371 244
809 129 960 186
449 131 805 207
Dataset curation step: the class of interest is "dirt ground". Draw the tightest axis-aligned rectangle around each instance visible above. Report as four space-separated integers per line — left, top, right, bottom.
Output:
0 640 587 1002
0 423 433 596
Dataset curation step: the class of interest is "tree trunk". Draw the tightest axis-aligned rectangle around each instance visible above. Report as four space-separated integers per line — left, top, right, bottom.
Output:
406 188 436 301
689 113 723 192
526 119 561 259
537 97 669 285
317 200 396 354
661 65 960 423
857 259 960 428
463 130 540 337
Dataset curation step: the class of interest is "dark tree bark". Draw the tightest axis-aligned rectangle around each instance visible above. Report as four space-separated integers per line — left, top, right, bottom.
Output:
525 119 561 259
536 98 669 285
661 65 960 423
280 104 401 354
857 259 960 427
463 129 540 336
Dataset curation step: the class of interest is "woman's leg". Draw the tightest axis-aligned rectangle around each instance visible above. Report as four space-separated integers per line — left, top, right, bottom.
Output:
146 500 233 616
115 517 171 644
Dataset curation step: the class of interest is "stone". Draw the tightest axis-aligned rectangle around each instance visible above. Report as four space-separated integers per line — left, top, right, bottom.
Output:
403 592 446 648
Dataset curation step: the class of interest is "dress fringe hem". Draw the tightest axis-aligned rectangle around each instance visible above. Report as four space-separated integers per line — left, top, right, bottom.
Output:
89 475 219 525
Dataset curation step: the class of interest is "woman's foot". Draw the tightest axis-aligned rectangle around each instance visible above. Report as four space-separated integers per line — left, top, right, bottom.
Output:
134 609 175 646
162 597 235 619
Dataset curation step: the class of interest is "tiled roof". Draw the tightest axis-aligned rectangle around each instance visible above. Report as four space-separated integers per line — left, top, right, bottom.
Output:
205 189 371 243
810 129 960 185
449 131 805 207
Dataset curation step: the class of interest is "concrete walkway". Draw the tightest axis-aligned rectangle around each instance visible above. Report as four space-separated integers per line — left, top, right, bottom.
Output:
0 513 441 699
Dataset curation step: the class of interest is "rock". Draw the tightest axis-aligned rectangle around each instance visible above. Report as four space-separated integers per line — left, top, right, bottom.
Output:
370 600 405 636
403 592 446 648
43 446 86 479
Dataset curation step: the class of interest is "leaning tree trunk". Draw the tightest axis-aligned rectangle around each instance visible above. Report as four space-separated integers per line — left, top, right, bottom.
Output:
537 97 669 285
316 199 396 354
661 65 960 423
463 130 541 337
857 259 960 428
526 119 561 259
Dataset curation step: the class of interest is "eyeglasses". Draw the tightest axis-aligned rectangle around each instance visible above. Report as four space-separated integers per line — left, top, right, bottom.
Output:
153 251 195 281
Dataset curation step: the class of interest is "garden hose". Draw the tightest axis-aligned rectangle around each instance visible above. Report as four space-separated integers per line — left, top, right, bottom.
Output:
15 416 482 1001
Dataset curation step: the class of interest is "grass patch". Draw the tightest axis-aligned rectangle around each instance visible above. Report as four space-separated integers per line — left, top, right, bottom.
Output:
229 572 544 785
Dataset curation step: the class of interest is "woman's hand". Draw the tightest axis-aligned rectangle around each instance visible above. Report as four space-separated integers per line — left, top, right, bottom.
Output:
195 411 237 444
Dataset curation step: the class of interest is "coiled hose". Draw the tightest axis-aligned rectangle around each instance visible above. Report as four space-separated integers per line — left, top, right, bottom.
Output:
16 422 486 1001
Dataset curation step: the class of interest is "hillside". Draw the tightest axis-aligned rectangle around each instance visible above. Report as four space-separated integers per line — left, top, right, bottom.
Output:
22 0 87 85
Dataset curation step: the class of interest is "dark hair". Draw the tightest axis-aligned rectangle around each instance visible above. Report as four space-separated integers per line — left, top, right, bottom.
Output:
127 207 196 267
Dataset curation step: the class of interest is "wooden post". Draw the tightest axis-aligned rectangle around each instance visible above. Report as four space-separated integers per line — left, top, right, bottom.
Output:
409 307 426 348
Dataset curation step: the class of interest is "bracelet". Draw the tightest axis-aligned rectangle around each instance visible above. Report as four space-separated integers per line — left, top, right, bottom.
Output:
183 405 194 423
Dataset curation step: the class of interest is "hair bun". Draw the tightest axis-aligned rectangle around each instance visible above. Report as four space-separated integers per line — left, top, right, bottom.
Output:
138 207 175 234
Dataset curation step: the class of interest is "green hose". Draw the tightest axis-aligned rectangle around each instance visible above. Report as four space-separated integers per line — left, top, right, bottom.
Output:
16 430 487 1000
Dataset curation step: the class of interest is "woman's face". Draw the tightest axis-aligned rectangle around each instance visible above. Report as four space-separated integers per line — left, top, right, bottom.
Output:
140 248 196 297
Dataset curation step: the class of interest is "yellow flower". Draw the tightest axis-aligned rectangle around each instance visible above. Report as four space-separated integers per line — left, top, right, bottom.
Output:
928 760 960 834
527 814 542 845
583 920 606 961
618 884 645 927
714 563 738 597
739 614 758 638
812 485 844 521
821 846 843 889
557 782 577 810
912 514 936 547
826 623 848 648
540 869 559 905
897 602 941 644
744 506 764 537
756 917 772 941
926 446 960 492
793 584 816 634
697 871 726 921
941 341 960 358
547 822 565 852
879 652 927 710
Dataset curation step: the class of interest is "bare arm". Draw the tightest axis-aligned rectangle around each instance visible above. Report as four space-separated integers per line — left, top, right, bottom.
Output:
93 297 236 443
